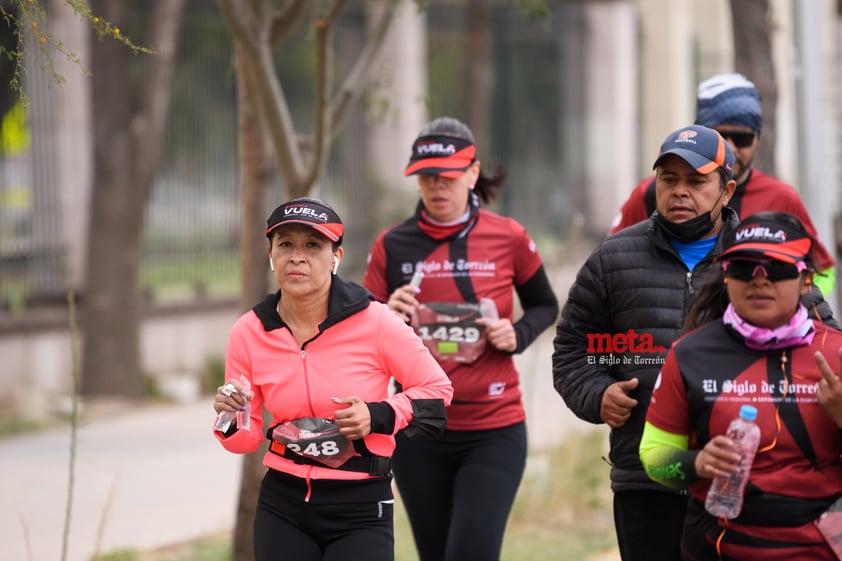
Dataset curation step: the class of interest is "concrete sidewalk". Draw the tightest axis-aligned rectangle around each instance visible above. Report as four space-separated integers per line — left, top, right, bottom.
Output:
1 400 241 561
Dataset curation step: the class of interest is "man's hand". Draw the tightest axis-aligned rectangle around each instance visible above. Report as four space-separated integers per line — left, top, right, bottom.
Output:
600 378 639 428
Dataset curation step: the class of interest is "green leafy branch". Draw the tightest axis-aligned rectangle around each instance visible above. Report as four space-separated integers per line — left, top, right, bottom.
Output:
0 0 153 108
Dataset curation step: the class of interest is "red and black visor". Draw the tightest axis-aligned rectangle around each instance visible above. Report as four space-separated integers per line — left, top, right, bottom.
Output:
266 199 344 243
404 135 477 178
717 215 813 265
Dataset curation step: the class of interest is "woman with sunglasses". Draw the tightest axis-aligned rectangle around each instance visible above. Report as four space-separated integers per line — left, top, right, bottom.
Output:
639 211 842 561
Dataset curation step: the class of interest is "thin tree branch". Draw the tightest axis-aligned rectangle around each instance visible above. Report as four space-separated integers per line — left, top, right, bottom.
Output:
134 0 187 190
223 0 397 197
220 0 308 192
305 15 332 190
269 0 309 46
60 290 80 561
325 0 347 25
328 1 395 136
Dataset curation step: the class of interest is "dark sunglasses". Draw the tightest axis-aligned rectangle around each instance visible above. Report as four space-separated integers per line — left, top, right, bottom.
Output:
718 131 756 148
722 259 803 282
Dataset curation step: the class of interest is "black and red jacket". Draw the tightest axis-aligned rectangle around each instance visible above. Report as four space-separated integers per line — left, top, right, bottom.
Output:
363 201 558 431
646 320 842 558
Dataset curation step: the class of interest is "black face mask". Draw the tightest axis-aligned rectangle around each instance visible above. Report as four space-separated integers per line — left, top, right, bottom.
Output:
654 188 726 242
654 211 715 242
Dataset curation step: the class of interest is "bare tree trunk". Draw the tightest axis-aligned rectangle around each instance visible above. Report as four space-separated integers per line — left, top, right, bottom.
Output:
83 0 141 397
231 39 273 561
81 0 186 397
730 0 777 176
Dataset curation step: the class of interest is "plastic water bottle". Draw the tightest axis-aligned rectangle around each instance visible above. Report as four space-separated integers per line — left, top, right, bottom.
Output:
704 404 761 519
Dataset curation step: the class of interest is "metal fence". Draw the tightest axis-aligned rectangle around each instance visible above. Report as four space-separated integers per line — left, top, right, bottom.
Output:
0 33 67 310
0 1 588 312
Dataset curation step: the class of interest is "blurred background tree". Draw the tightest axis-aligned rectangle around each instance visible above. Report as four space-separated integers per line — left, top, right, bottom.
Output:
730 0 777 175
81 0 187 398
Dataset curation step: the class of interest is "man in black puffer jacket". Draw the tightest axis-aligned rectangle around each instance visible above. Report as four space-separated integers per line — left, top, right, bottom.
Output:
552 124 837 561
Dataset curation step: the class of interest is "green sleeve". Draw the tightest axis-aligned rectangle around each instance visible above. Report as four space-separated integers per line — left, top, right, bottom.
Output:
815 267 836 299
639 421 700 490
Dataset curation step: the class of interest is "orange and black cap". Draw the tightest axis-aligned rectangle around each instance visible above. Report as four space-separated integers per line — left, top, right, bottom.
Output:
653 124 735 179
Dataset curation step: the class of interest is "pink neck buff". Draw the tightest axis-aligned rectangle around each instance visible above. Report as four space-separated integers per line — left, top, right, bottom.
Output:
723 303 814 351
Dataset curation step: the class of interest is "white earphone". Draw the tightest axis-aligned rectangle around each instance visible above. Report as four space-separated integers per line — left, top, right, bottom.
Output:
269 258 274 272
333 256 340 275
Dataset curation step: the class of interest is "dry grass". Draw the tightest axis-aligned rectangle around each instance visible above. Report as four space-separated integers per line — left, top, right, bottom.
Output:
500 430 617 560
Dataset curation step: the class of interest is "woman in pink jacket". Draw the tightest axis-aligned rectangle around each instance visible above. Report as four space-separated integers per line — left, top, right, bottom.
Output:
213 197 453 561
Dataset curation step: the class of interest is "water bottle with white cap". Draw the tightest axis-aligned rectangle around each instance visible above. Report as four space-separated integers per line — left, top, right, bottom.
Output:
704 404 761 519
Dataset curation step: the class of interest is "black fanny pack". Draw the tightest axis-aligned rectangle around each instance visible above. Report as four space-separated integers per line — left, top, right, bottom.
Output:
740 493 835 527
267 417 391 476
693 493 835 527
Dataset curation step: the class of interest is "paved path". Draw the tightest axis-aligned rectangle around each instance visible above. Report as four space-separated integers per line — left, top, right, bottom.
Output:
1 400 241 561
